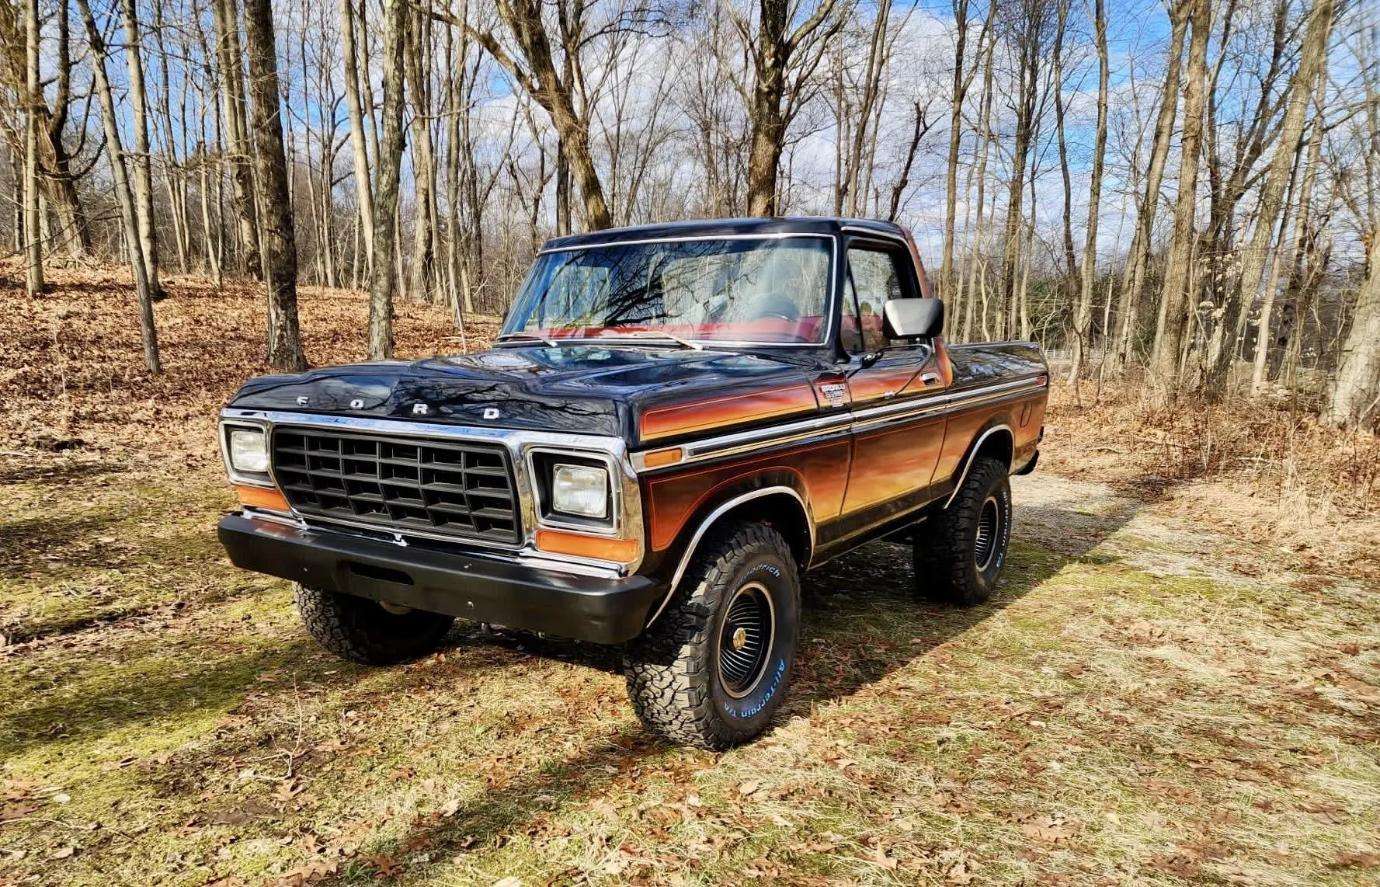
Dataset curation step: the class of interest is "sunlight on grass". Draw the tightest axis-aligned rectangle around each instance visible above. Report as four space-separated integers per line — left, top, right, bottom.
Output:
2 476 1377 884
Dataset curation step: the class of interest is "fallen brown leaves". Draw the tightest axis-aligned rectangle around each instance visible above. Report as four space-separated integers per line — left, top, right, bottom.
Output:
5 264 1380 886
2 261 499 483
1044 380 1380 580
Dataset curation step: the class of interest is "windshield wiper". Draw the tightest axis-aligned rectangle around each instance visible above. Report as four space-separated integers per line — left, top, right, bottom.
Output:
495 332 559 347
586 330 704 351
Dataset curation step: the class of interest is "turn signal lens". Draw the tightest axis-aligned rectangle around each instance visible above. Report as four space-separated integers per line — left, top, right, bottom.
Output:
642 447 683 469
535 528 638 562
234 484 290 513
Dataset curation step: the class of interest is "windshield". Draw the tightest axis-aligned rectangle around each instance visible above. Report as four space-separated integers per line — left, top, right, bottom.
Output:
501 236 833 345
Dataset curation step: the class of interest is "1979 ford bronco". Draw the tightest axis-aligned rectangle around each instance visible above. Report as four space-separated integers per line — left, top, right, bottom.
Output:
217 217 1047 748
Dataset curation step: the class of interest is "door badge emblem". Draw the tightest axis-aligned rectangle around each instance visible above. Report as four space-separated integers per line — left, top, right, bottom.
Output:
820 382 848 407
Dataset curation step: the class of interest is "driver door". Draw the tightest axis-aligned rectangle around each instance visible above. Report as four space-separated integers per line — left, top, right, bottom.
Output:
840 238 947 520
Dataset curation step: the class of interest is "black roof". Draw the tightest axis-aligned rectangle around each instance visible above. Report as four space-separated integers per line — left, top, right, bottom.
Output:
541 216 904 251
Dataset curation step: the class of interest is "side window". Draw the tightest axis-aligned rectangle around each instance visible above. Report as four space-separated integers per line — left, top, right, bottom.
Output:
844 246 908 353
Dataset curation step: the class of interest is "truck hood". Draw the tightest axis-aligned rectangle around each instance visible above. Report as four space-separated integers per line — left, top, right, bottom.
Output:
225 345 823 442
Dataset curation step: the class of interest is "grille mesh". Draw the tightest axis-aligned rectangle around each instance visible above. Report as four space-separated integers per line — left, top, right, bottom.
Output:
271 428 520 544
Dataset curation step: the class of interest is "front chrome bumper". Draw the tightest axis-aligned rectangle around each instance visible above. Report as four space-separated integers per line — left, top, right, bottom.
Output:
218 513 663 644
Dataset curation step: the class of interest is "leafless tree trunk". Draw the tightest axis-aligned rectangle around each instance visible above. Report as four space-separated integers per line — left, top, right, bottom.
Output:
997 0 1049 338
737 0 846 216
406 5 438 301
960 18 997 340
836 0 891 215
1204 0 1336 392
341 0 374 273
22 0 42 295
1149 0 1212 403
430 0 616 230
1324 232 1380 428
74 0 160 373
119 0 162 297
211 0 261 276
1253 82 1325 394
368 0 408 358
1113 7 1187 368
0 0 91 259
242 0 307 370
1051 0 1076 288
887 99 932 222
1069 0 1110 381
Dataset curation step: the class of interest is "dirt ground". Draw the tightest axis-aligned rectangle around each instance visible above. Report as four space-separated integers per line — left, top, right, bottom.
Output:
2 265 1378 885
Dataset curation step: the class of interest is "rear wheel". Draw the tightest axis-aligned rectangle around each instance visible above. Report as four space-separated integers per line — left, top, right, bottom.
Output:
624 522 800 749
295 584 454 665
913 456 1012 606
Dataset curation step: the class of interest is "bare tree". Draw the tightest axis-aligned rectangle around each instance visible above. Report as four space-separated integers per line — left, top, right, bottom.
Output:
733 0 847 216
1324 231 1379 427
1113 5 1188 368
1069 0 1109 380
341 0 374 272
368 0 408 358
74 0 160 372
211 0 261 275
119 0 162 297
1205 0 1337 391
243 0 307 369
427 0 637 231
21 0 41 295
0 0 90 259
939 0 991 295
996 0 1053 337
1149 0 1212 403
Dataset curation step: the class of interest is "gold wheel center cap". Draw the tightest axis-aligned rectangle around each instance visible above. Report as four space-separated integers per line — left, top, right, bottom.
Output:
731 627 748 650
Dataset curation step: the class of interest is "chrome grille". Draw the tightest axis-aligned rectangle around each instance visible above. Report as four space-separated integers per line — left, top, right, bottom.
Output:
270 427 520 544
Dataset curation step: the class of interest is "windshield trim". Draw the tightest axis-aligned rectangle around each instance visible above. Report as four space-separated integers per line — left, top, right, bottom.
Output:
520 233 839 350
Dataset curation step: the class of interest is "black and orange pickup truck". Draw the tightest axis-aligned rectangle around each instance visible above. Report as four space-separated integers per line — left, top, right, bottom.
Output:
217 217 1047 747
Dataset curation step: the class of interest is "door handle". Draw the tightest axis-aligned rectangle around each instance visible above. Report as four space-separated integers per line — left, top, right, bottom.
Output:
921 372 941 385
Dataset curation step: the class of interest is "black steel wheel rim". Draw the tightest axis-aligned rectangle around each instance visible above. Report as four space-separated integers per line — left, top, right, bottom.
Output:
974 495 1000 571
718 581 775 698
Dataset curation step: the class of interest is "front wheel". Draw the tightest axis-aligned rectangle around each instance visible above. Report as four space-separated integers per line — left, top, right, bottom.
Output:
295 584 454 665
913 456 1013 606
624 522 800 749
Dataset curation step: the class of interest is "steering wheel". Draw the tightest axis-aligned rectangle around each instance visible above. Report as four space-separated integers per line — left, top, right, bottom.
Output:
751 293 800 322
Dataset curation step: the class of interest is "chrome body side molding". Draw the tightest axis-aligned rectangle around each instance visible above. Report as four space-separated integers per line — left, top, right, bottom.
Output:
631 376 1044 472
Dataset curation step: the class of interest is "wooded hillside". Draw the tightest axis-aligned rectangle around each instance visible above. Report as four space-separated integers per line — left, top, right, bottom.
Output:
2 0 1378 426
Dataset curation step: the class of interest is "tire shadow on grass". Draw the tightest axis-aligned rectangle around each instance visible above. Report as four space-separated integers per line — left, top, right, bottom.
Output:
320 725 666 884
786 489 1143 710
318 495 1147 883
0 636 350 761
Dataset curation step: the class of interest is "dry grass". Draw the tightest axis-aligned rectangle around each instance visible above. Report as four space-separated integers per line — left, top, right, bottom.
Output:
1044 380 1380 582
2 263 1378 885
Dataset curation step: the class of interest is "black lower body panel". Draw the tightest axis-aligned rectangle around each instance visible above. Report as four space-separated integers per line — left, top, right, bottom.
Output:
217 514 664 644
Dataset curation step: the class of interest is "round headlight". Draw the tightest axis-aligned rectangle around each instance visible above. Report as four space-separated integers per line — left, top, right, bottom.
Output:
551 463 609 519
228 427 269 474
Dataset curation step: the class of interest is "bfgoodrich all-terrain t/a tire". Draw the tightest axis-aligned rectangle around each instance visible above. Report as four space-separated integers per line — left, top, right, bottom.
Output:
295 584 454 665
913 456 1013 607
624 522 801 749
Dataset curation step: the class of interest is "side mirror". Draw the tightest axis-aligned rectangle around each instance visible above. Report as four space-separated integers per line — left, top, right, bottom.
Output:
883 298 944 340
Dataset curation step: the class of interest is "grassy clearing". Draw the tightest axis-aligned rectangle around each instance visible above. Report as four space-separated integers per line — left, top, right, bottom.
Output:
2 471 1376 886
0 466 247 642
2 268 1377 884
